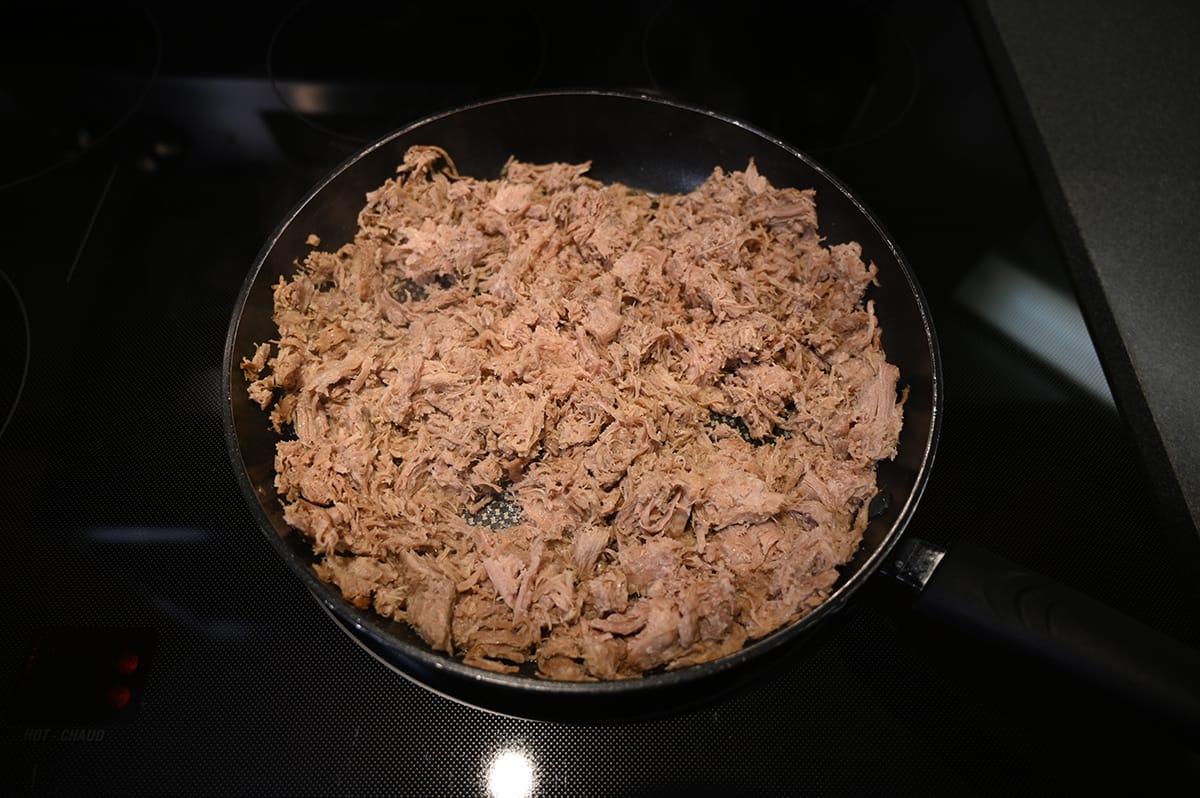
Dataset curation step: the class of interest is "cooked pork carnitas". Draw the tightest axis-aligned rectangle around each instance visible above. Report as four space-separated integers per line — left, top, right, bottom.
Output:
243 145 904 680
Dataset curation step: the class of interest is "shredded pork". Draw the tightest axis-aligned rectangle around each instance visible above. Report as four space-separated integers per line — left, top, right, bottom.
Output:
243 145 904 680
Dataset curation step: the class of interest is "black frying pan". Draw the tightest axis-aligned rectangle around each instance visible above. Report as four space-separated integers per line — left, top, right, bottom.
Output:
222 91 1200 728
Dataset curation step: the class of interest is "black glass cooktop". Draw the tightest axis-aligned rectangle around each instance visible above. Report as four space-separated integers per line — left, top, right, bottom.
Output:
3 1 1198 794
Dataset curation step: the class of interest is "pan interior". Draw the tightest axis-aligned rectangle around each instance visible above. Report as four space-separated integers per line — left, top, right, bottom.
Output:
224 92 939 705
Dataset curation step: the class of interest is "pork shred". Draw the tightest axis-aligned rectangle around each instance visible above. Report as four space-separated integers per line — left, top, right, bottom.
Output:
243 145 905 680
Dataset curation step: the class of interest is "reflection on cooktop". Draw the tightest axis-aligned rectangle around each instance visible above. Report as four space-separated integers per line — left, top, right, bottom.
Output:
267 0 547 145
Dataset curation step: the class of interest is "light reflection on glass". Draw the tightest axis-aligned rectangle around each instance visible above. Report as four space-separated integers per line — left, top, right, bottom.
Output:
487 749 535 798
955 252 1115 408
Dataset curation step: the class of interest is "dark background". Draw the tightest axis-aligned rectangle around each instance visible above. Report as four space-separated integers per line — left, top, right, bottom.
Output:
2 1 1198 794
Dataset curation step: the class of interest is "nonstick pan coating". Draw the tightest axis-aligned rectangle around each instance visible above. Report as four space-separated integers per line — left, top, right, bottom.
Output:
223 91 941 720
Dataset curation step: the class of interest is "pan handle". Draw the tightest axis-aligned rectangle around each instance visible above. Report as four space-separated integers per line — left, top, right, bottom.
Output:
888 537 1200 740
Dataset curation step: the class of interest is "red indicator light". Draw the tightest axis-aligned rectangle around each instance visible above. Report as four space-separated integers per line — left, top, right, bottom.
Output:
115 651 140 674
107 686 132 710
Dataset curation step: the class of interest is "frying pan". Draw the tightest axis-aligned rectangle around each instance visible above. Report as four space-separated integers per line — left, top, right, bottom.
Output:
222 91 1200 728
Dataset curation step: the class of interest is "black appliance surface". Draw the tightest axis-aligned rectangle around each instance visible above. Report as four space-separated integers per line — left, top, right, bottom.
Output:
971 0 1200 576
3 2 1199 795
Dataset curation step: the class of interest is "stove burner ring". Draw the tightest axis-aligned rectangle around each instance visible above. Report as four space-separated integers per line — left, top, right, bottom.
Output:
640 0 919 155
0 270 31 443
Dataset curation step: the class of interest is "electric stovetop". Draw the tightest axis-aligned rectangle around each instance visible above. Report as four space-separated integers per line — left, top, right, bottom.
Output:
3 1 1198 794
